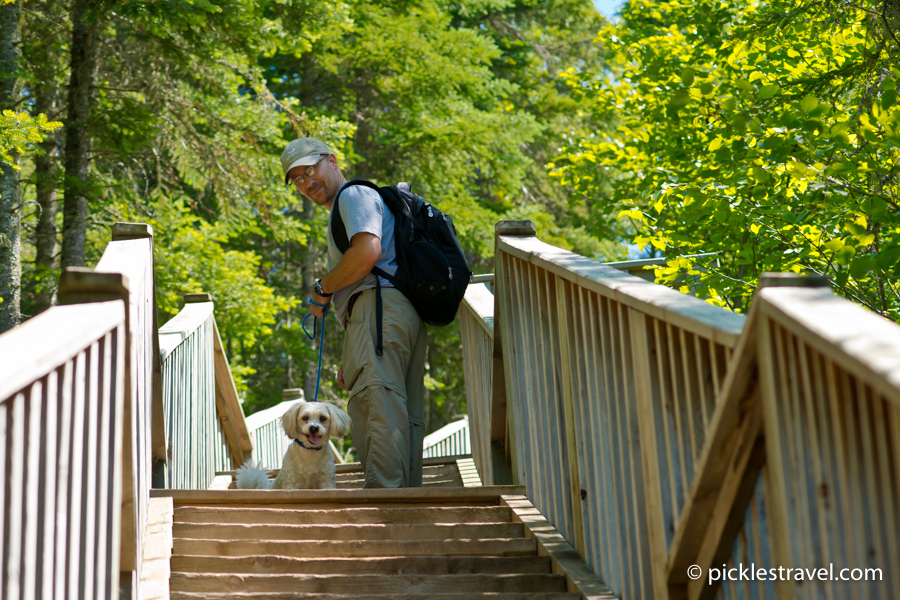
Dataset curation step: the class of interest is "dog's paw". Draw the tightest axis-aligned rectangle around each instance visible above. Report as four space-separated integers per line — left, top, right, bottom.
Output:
235 461 273 489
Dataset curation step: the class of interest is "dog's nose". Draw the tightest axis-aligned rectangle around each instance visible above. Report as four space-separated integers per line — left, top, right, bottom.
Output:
309 424 319 433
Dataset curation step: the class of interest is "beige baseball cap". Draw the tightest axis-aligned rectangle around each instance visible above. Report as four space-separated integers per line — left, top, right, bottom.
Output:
280 138 332 183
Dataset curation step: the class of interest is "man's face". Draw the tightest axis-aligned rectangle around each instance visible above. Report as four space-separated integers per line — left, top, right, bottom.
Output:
289 154 341 208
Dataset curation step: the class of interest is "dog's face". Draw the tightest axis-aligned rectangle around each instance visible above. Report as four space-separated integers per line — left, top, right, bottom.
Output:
281 401 351 448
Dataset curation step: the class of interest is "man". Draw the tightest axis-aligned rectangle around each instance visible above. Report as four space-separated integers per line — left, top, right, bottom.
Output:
281 137 426 488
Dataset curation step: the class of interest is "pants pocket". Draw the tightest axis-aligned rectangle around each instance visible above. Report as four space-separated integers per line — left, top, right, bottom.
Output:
342 320 370 392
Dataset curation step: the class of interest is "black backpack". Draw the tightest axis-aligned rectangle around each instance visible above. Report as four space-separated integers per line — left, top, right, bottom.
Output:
331 180 471 354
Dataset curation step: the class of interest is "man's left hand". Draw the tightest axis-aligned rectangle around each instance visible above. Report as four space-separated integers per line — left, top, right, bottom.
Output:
311 294 331 318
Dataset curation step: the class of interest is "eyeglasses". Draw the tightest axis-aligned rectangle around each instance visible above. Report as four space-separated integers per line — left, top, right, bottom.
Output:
290 155 329 188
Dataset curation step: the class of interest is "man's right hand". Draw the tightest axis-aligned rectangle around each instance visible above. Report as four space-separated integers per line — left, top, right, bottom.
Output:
337 363 347 390
311 294 331 318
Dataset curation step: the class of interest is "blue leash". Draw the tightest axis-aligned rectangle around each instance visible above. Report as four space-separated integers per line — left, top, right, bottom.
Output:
301 298 329 403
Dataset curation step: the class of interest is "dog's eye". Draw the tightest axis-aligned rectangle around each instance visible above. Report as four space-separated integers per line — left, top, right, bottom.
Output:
320 416 328 422
302 416 309 421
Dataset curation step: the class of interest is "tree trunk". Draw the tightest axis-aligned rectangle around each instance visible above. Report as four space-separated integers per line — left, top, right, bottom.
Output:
34 83 60 313
0 0 21 333
61 0 100 268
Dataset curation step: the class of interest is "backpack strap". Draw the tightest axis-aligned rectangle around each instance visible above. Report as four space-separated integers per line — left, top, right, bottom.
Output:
331 179 382 254
331 179 395 356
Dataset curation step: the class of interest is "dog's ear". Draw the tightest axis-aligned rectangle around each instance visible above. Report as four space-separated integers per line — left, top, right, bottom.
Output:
326 403 352 438
281 402 304 440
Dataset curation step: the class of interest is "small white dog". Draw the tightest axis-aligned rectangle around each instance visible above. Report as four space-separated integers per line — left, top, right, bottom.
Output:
236 401 351 490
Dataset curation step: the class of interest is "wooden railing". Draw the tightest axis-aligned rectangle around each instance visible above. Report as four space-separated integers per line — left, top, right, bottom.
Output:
422 416 472 459
158 293 251 489
0 223 162 597
460 220 900 599
0 222 258 596
0 301 126 599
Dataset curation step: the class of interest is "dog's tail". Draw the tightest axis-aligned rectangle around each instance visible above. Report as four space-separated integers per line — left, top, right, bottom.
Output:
235 461 273 489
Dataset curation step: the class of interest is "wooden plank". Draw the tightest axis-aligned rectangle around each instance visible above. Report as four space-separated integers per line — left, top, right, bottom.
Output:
652 318 679 543
756 317 796 600
6 392 26 599
491 220 537 472
0 302 125 402
685 396 764 600
39 370 58 600
666 302 760 581
173 521 524 542
629 309 669 600
233 461 464 484
212 318 253 465
174 505 512 525
111 225 167 466
170 554 551 575
618 304 648 599
170 573 567 594
501 495 616 599
83 341 100 599
53 361 73 596
169 593 581 600
555 277 586 559
152 485 527 506
461 283 495 337
591 294 616 587
497 236 745 347
759 286 900 407
159 302 215 361
498 252 522 484
174 537 538 558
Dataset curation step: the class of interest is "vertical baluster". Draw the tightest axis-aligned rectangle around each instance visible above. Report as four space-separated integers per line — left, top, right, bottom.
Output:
5 392 26 599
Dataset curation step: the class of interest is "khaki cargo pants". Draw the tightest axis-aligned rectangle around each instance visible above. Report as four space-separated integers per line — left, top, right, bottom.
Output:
343 287 426 488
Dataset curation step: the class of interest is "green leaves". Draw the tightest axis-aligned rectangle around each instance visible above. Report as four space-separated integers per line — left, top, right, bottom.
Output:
0 111 61 167
552 0 900 319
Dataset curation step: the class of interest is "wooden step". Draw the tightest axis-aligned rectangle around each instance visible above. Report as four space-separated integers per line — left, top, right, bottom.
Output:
169 573 569 594
174 505 512 525
173 522 523 541
150 485 526 508
171 593 581 600
174 537 537 558
228 462 465 489
170 554 552 575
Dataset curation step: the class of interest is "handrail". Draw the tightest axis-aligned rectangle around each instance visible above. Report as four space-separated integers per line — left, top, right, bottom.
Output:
459 283 496 484
0 222 261 596
0 301 127 599
158 296 252 489
461 220 900 599
422 416 471 459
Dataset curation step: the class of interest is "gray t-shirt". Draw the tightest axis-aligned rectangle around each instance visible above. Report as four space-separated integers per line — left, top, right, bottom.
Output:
327 183 397 327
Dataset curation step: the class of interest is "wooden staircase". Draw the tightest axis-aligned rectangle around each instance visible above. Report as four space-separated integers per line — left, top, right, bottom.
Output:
152 484 610 599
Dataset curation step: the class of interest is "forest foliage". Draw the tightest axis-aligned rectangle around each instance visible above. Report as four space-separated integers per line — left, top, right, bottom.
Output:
10 0 613 442
556 0 900 318
9 0 900 448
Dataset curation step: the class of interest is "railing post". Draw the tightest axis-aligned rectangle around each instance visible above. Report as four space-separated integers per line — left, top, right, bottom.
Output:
111 223 167 488
756 272 831 600
492 220 536 485
58 268 142 595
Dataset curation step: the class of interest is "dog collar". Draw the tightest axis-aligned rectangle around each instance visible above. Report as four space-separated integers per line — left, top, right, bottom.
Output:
294 438 324 451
